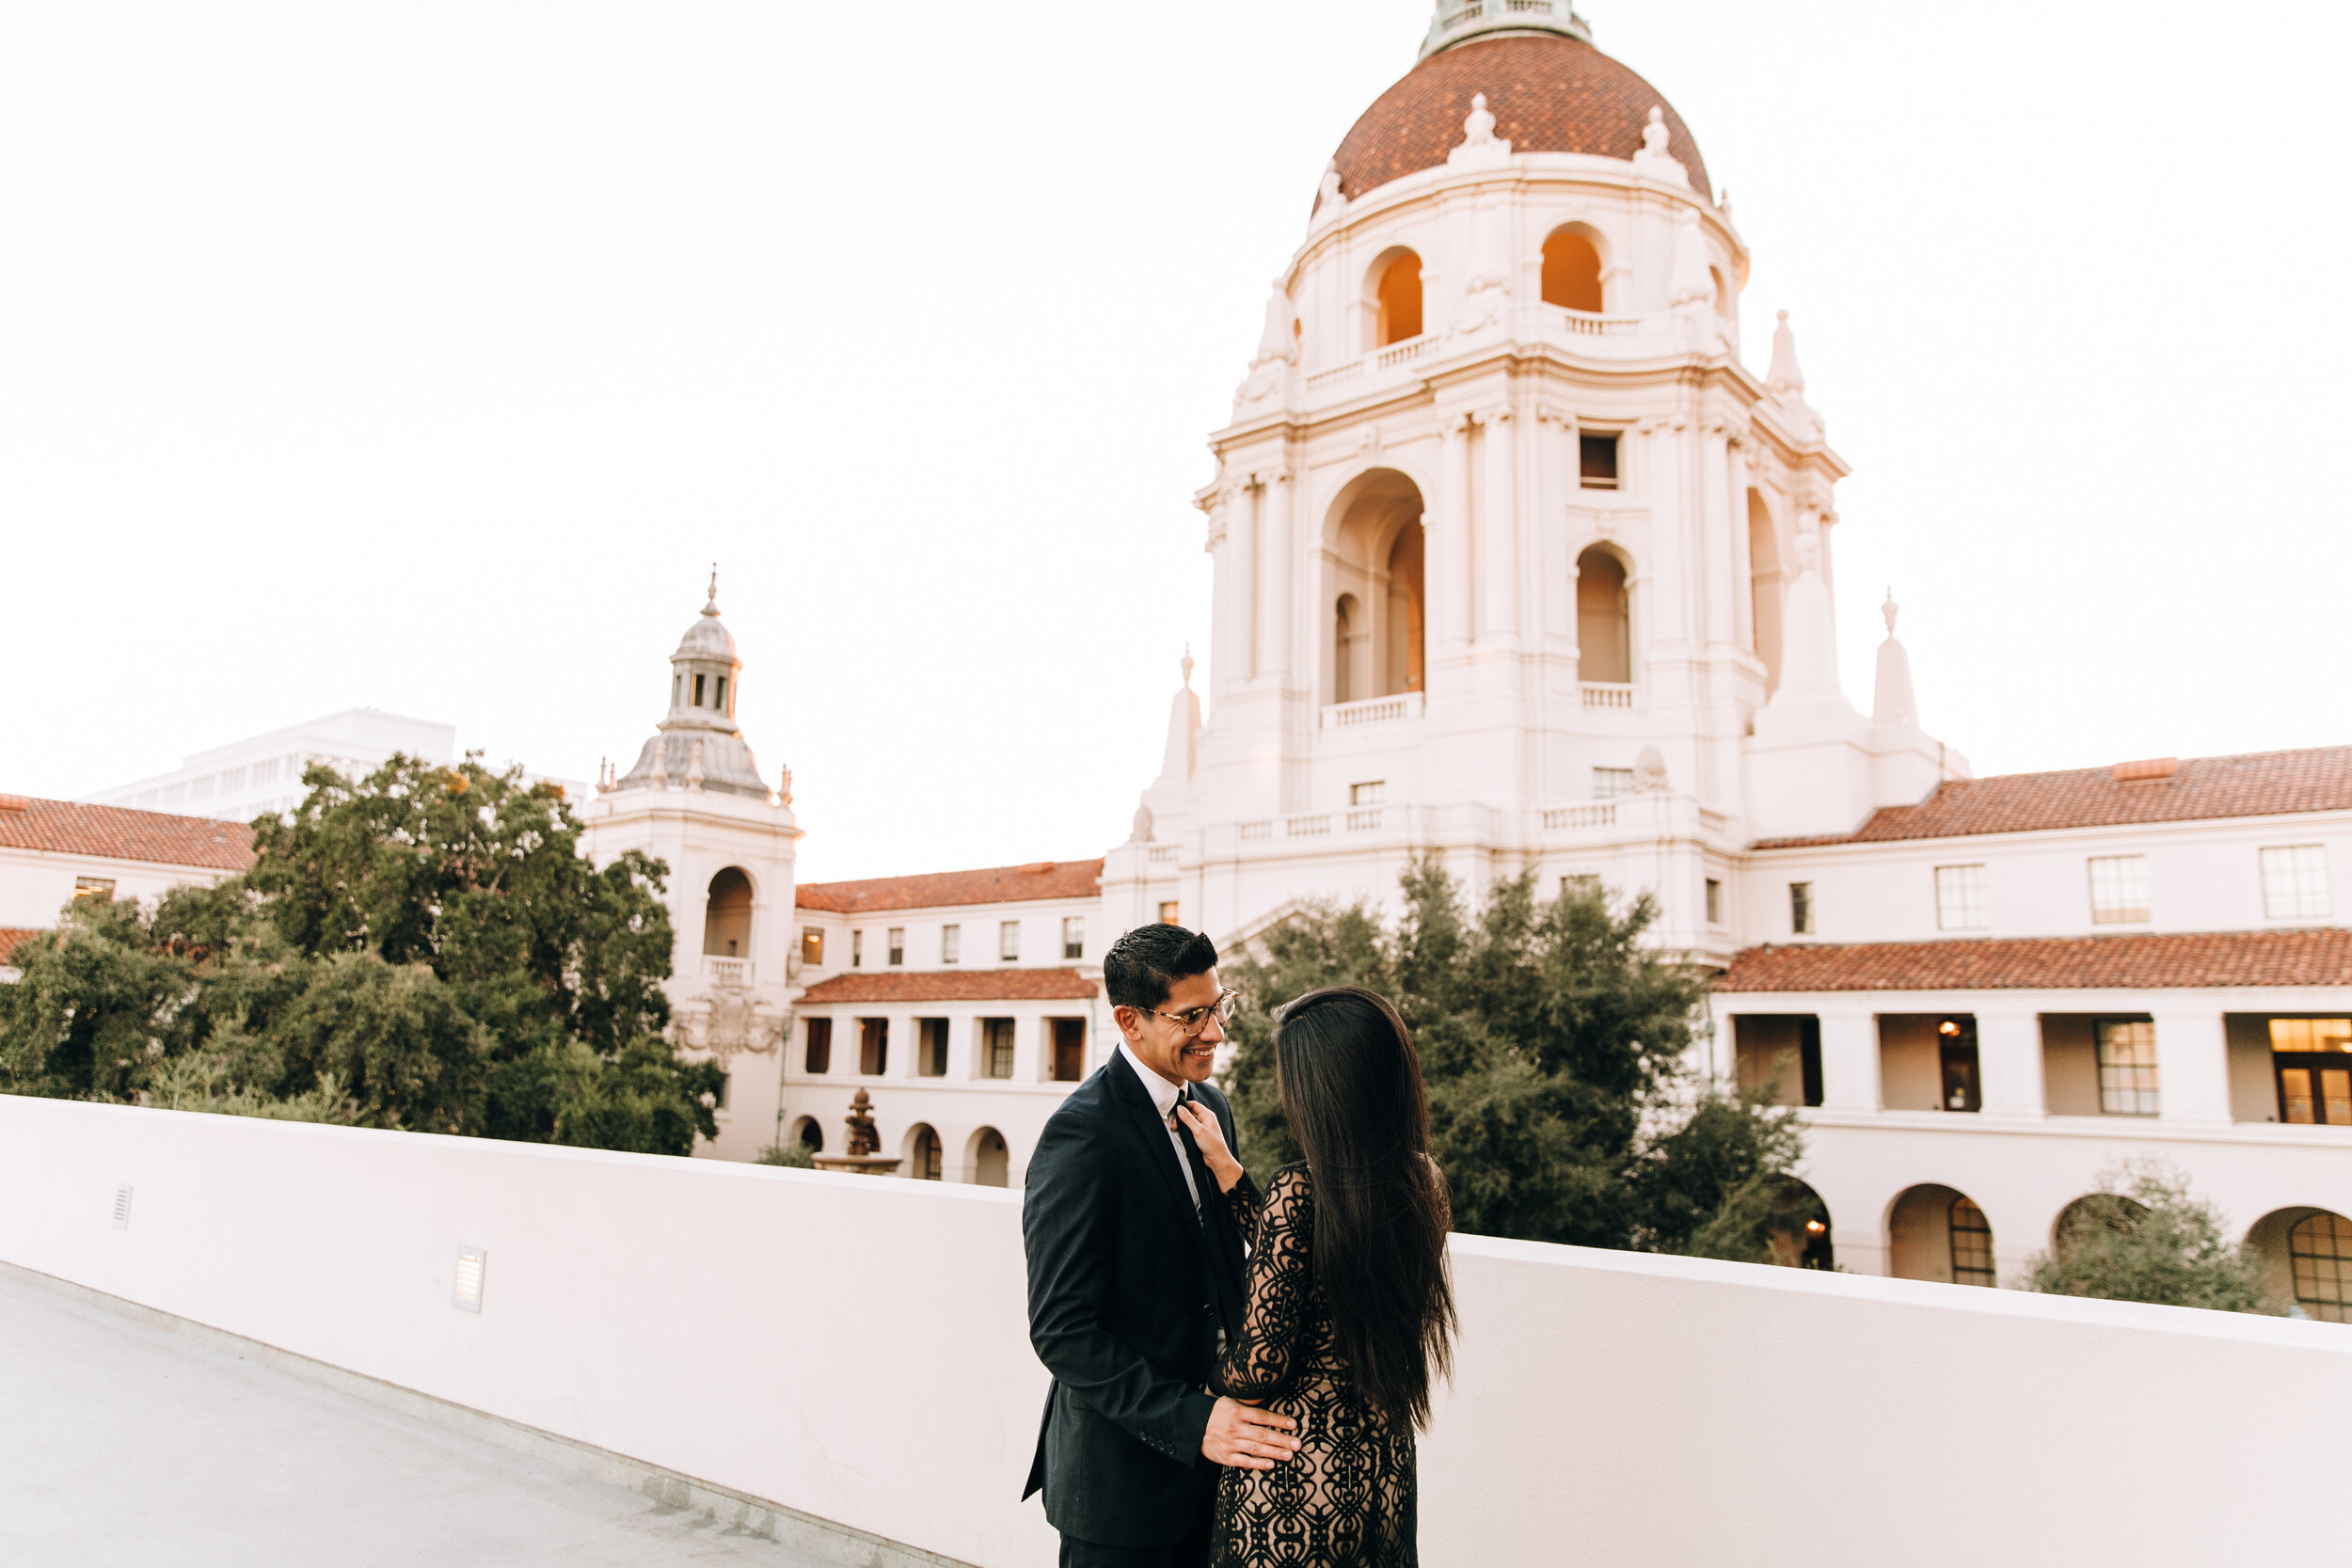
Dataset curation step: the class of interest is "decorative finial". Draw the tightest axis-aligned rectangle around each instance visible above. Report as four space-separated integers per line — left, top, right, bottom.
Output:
704 563 719 615
1882 588 1899 638
1463 92 1498 148
1181 644 1194 687
1643 105 1670 156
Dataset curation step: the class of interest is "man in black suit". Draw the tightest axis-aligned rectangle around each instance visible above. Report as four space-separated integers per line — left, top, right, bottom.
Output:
1023 923 1300 1567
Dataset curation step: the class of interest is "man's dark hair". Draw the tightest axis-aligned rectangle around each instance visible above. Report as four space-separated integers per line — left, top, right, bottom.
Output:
1102 923 1219 1011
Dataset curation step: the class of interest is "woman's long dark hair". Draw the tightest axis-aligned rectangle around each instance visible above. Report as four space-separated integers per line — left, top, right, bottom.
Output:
1274 986 1457 1430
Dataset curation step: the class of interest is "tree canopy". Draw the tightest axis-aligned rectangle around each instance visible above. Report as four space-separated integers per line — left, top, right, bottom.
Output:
0 755 719 1155
1216 860 1808 1260
2026 1163 2280 1314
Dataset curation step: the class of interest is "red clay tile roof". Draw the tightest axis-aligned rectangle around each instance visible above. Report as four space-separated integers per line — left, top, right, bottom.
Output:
795 859 1104 915
796 968 1098 1005
1717 929 2352 992
0 928 40 965
0 796 255 871
1332 35 1710 205
1753 746 2352 849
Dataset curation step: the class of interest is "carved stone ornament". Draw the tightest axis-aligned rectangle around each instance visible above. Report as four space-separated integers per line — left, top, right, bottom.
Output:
1314 161 1346 220
701 990 771 1063
1446 92 1512 169
1633 745 1671 793
1630 106 1690 187
1129 802 1155 845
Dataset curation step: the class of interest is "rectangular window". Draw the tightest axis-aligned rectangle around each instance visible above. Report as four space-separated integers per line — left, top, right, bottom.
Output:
803 1017 833 1074
1349 781 1386 806
2261 846 2332 921
1062 916 1085 960
918 1018 948 1078
887 927 905 966
2095 1019 2160 1116
692 673 707 706
850 929 863 968
2088 855 2151 924
1158 901 1181 926
1579 432 1620 490
859 1018 889 1075
1934 864 1987 931
1937 1018 1981 1113
1593 767 1634 800
72 877 117 903
1051 1019 1086 1083
714 675 728 713
1704 878 1723 926
982 1018 1016 1079
941 924 961 964
999 920 1021 961
800 927 824 966
1789 881 1814 936
2269 1018 2352 1125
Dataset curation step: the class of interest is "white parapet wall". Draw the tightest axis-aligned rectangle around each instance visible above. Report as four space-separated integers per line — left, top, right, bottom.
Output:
4 1093 2349 1568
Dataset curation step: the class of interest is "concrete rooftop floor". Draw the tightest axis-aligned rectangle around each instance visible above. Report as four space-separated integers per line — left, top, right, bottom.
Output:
0 1267 834 1567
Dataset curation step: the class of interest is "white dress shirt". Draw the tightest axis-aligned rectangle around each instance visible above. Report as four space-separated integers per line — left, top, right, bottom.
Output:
1118 1040 1202 1212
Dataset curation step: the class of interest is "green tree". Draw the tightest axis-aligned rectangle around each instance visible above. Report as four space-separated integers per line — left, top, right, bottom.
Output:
0 754 717 1156
1218 860 1807 1257
2026 1163 2280 1314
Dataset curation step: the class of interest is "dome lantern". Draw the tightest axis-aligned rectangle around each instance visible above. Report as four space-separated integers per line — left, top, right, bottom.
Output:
608 569 773 800
1419 0 1592 62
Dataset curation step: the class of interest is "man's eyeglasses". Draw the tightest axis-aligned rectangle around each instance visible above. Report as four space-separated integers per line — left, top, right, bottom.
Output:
1131 989 1239 1037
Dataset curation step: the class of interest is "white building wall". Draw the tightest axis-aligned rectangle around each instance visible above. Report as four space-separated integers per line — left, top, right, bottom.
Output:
8 1094 2351 1568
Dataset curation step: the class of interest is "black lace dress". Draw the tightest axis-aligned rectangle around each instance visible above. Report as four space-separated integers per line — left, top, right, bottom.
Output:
1209 1164 1418 1568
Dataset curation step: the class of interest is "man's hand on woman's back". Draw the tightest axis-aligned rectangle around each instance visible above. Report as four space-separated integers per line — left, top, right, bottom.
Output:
1201 1397 1299 1470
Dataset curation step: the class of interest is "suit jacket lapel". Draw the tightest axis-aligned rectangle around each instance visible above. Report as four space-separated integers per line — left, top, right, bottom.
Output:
1108 1052 1209 1259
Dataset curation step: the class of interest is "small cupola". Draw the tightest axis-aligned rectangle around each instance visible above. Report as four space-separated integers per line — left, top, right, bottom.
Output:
607 569 776 800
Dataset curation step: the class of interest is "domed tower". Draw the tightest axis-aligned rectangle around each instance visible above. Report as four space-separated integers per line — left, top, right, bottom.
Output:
580 573 802 1162
1101 0 1962 951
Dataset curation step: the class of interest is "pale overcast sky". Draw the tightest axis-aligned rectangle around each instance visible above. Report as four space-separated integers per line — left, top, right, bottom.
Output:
3 2 2345 882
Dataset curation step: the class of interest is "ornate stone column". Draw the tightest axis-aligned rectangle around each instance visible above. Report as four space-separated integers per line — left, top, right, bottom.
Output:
1436 413 1474 654
1725 427 1756 655
1216 479 1257 688
1255 468 1292 682
1476 404 1517 647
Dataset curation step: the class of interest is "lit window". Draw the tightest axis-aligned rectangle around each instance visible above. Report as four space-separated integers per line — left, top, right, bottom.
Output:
859 1018 888 1075
1948 1196 1995 1288
941 924 961 964
800 927 824 966
72 877 117 903
1158 901 1180 926
999 921 1021 962
1350 781 1386 806
1934 864 1987 931
1062 916 1085 960
1704 879 1723 926
2261 846 2331 920
803 1018 832 1074
1579 433 1619 490
850 929 863 968
1789 881 1814 935
2095 1019 2160 1116
1593 768 1634 800
2088 855 2150 924
982 1018 1015 1080
2269 1019 2352 1125
886 927 905 966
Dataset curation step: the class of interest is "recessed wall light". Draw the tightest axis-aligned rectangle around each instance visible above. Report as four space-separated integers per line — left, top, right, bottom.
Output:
452 1246 486 1313
112 1185 133 1231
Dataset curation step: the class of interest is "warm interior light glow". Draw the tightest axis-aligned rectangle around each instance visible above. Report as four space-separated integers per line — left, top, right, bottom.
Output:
1939 1020 1961 1036
1804 1220 1826 1234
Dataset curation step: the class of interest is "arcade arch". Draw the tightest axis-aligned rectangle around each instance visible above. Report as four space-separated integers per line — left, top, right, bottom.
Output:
970 1126 1009 1188
1540 226 1604 313
1323 469 1426 704
1763 1177 1835 1271
905 1122 944 1181
1367 249 1423 348
2247 1207 2352 1322
1888 1183 1996 1287
788 1115 823 1154
703 866 752 958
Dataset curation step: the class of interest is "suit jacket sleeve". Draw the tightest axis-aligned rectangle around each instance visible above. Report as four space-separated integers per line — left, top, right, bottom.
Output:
1024 1106 1216 1465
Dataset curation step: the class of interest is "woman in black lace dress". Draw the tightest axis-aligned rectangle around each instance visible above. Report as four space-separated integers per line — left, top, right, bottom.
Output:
1175 987 1456 1568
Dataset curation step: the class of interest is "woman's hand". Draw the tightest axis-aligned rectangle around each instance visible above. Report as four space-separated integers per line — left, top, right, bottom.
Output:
1175 1100 1246 1194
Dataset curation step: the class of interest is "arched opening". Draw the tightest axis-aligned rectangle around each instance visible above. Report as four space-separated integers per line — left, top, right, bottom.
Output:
1574 546 1631 685
1747 491 1783 694
1762 1177 1835 1270
1541 228 1604 313
1889 1183 1996 1287
2249 1208 2352 1321
789 1115 823 1154
1323 469 1426 704
906 1123 943 1181
971 1127 1009 1188
703 866 753 958
2051 1192 2152 1258
1370 250 1423 347
1333 593 1362 705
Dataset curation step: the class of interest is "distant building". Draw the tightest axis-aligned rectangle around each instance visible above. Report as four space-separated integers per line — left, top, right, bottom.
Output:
0 796 253 976
82 707 588 823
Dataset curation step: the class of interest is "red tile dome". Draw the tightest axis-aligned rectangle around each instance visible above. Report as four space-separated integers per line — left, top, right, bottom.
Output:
1330 34 1710 205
